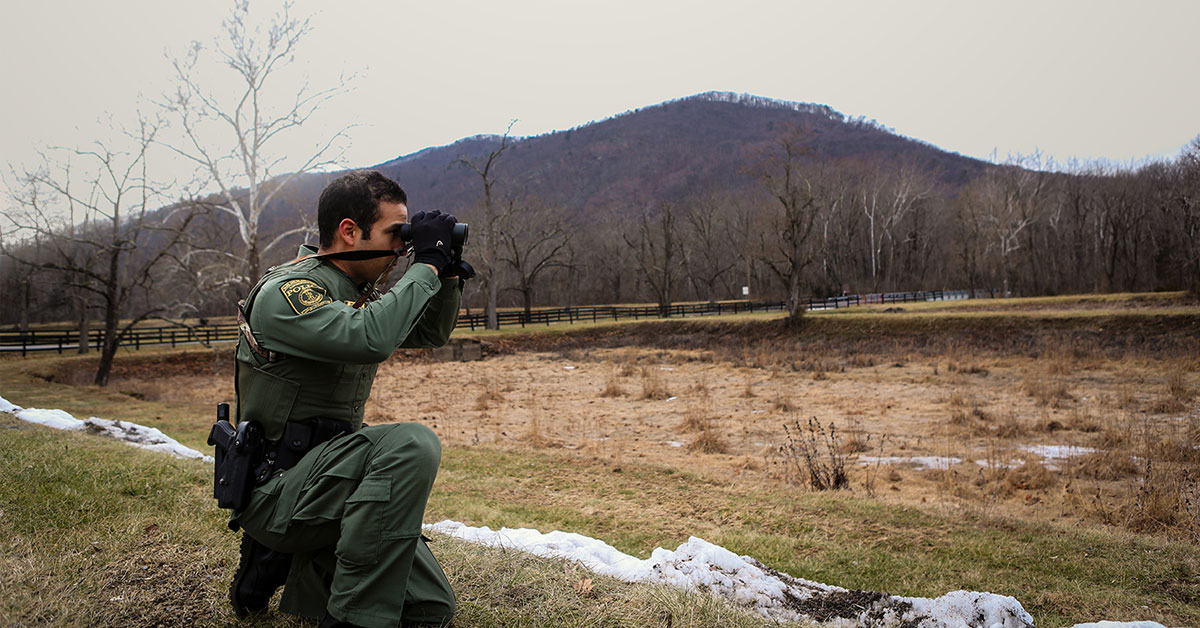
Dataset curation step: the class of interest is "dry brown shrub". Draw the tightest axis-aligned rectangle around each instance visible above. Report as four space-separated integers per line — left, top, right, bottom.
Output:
617 360 639 377
1165 370 1194 401
839 436 870 454
599 370 625 398
948 362 989 376
1068 450 1139 480
741 374 756 398
475 378 504 410
688 422 728 454
1149 370 1195 414
1116 385 1140 410
1042 340 1078 376
948 409 970 426
772 393 796 413
1022 377 1073 407
1005 460 1056 491
947 391 969 407
524 413 549 448
847 354 875 369
1066 407 1100 432
677 400 711 432
993 415 1027 439
638 367 671 400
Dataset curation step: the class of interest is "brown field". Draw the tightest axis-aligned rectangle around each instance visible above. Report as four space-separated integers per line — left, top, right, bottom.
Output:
94 300 1200 541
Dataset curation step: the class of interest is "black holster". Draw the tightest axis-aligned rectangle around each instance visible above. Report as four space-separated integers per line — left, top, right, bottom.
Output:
208 403 264 511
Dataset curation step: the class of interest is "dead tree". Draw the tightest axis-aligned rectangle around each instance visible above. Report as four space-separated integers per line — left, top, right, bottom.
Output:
458 122 516 330
754 128 823 323
1 120 196 386
162 0 348 290
680 194 737 302
624 202 683 315
498 197 571 321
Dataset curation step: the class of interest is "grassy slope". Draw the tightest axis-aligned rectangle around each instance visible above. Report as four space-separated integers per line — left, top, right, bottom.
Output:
0 413 776 628
1 409 1196 627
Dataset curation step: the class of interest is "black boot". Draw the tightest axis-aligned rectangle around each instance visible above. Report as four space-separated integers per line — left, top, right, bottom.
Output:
229 532 293 618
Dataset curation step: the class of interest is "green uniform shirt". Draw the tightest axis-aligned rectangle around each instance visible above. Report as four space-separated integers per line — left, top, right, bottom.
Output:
236 244 462 440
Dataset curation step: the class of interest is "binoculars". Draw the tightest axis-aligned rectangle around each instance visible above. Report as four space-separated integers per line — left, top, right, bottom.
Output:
399 222 469 248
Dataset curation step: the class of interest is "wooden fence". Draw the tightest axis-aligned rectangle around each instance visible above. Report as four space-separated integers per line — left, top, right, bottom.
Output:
0 289 984 355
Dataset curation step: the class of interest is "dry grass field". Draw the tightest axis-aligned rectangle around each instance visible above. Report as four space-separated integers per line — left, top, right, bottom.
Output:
6 292 1198 626
97 292 1200 541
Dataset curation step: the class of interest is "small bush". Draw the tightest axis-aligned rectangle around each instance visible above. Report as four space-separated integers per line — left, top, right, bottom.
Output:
1023 377 1073 407
688 422 728 454
776 417 849 491
599 370 624 398
638 367 671 401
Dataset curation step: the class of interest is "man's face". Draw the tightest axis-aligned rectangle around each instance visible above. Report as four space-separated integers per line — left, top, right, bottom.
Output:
353 200 407 283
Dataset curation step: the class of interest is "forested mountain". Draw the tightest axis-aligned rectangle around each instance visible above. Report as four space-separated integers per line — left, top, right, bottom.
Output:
272 92 989 221
5 91 1198 326
373 91 990 215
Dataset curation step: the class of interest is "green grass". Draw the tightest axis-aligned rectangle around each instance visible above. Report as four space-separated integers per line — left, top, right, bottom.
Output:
3 409 1195 627
0 413 779 627
427 449 1200 628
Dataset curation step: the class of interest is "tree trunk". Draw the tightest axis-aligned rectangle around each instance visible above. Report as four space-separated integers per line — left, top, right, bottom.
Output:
75 293 90 355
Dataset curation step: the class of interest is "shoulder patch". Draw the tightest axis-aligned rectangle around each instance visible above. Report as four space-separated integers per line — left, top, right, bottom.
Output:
279 278 332 315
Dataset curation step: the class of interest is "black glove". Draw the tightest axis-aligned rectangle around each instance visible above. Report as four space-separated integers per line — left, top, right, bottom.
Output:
407 210 456 273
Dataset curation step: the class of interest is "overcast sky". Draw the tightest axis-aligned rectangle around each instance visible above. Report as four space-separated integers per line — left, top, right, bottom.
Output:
2 0 1198 193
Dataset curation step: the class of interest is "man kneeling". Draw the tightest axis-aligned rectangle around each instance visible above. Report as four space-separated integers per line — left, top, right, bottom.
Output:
224 170 464 627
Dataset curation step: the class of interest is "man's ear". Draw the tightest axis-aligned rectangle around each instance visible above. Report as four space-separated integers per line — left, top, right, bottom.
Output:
337 218 359 246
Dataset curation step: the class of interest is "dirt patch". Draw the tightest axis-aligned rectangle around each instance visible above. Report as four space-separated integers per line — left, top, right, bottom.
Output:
370 315 1200 537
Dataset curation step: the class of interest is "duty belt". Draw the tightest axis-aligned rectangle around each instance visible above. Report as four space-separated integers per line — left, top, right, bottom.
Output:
255 417 354 483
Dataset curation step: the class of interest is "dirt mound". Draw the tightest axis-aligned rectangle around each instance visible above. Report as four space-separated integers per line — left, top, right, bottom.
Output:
479 314 1200 360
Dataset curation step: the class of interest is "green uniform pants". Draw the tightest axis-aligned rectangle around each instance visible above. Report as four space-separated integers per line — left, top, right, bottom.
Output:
234 423 456 627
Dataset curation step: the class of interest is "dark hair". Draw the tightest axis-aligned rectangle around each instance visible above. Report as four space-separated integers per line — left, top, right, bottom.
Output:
317 170 408 248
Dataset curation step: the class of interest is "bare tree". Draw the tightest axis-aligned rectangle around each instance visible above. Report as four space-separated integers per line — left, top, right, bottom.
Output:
970 154 1050 296
855 160 932 291
1177 137 1200 294
754 128 823 323
498 197 571 321
458 122 516 329
1 120 196 385
624 202 683 314
680 194 737 303
162 0 347 290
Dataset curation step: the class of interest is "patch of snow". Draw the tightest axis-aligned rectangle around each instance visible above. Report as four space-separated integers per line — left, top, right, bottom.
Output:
974 459 1024 469
83 417 212 462
2 394 212 462
857 456 962 470
426 520 1036 627
1019 445 1096 460
751 409 767 414
0 394 22 414
17 408 85 431
563 365 576 370
659 366 675 371
665 441 684 448
665 396 678 402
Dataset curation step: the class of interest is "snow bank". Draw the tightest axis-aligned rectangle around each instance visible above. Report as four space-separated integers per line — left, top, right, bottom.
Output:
426 521 1035 627
0 394 212 462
